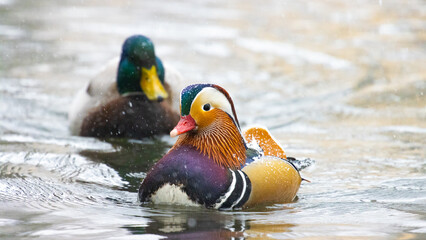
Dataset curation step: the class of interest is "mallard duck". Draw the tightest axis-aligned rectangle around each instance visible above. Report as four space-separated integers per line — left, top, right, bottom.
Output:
139 84 306 209
68 35 181 139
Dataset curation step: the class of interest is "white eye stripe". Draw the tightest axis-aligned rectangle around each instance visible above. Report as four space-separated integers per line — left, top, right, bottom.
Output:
193 87 237 121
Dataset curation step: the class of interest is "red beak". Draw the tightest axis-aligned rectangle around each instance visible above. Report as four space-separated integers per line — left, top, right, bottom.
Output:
170 115 196 137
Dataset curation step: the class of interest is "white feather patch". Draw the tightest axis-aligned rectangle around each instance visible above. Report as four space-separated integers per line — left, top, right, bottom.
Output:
193 87 236 123
150 184 200 207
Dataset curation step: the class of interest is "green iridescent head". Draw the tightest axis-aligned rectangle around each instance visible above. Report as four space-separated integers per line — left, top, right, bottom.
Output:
180 84 213 116
117 35 168 101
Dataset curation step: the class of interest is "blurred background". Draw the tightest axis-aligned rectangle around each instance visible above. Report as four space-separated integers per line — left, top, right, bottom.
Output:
0 0 425 239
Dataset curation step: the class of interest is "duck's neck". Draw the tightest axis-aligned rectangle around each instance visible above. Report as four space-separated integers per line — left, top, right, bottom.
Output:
174 119 246 169
117 58 141 95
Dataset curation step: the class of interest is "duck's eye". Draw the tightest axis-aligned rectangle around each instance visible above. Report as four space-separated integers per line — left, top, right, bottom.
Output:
203 103 211 111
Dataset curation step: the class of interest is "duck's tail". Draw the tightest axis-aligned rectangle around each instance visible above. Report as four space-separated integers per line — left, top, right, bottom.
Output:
286 156 315 172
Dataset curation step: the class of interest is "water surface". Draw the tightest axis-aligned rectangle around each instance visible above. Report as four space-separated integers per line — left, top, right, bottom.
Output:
1 0 425 239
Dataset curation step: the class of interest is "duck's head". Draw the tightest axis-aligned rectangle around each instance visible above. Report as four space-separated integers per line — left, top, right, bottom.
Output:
117 35 168 101
170 84 246 169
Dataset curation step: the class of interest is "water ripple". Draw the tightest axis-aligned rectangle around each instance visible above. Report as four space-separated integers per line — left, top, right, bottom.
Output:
0 152 127 187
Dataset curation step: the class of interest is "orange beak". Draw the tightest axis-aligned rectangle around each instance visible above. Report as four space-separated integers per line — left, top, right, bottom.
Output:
170 115 197 137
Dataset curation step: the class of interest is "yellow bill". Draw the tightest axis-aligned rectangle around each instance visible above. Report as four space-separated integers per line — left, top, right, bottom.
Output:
140 65 169 101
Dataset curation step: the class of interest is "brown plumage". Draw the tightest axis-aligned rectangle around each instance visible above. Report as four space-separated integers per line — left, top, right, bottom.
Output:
80 94 179 138
174 109 246 169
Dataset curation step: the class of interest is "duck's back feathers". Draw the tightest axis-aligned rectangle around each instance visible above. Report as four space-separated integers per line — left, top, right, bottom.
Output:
86 58 120 99
68 58 120 135
243 126 315 171
243 126 286 159
163 62 187 111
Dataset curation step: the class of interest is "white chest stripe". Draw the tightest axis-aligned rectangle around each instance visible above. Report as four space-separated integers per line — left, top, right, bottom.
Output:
151 184 200 207
213 170 236 209
230 170 247 209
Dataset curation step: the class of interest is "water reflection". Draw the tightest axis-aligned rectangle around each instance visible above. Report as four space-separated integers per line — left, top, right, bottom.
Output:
1 0 425 239
125 205 296 240
79 138 172 191
144 208 245 239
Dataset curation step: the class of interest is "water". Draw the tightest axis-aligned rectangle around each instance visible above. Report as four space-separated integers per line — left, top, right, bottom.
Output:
1 0 425 239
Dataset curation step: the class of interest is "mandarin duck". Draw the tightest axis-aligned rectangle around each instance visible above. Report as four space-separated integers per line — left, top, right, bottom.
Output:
68 35 182 139
139 84 306 209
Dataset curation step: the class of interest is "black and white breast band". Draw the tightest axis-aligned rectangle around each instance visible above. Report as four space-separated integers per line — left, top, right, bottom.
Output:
213 169 251 210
